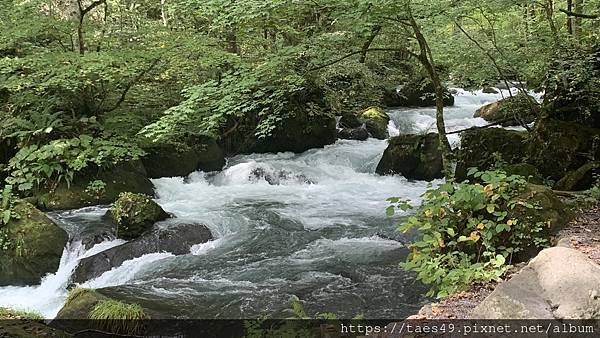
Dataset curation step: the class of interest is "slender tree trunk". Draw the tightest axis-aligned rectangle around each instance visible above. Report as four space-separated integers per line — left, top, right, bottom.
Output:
567 0 574 34
359 25 381 63
407 12 454 179
160 0 168 27
574 0 584 37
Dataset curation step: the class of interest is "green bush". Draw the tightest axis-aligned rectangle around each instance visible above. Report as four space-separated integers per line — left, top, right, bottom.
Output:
390 169 550 298
6 136 145 192
0 184 19 226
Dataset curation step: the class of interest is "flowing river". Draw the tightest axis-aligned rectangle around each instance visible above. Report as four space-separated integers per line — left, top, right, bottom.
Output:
0 88 528 319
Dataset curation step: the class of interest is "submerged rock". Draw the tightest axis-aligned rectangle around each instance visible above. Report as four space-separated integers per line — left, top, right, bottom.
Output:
35 161 154 211
71 223 212 284
383 78 454 107
474 93 540 126
0 201 67 286
106 193 170 240
337 125 369 141
376 133 443 181
142 137 225 178
455 128 528 182
358 107 390 140
473 247 600 319
250 167 314 185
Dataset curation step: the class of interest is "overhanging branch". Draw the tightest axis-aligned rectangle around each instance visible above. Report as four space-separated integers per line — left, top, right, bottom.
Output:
559 9 599 19
308 48 416 71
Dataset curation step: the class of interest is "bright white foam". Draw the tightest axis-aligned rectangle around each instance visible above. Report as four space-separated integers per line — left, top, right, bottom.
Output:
0 239 124 318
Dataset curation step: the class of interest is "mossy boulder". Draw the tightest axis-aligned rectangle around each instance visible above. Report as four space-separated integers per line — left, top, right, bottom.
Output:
224 86 337 154
474 93 540 126
142 137 225 178
383 77 454 107
106 193 169 240
508 184 572 261
376 133 443 181
455 128 528 182
53 288 150 335
0 201 67 286
35 161 154 211
554 162 599 191
249 113 336 154
527 118 600 181
357 106 390 139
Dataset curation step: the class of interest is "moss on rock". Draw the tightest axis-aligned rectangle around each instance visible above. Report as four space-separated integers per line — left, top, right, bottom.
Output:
376 133 443 181
508 184 573 260
53 288 149 335
35 161 154 211
358 106 390 140
106 192 169 240
0 201 67 286
142 137 225 178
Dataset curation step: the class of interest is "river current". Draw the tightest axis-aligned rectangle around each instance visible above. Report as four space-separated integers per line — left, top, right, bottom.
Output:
0 88 528 319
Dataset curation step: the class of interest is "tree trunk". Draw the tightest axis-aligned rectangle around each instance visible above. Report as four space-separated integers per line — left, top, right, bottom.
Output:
359 25 381 63
574 0 584 37
160 0 168 27
408 13 454 179
567 0 574 34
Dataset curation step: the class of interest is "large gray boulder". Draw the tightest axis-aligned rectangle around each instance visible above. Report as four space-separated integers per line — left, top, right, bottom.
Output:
72 223 212 284
473 247 600 319
474 93 540 126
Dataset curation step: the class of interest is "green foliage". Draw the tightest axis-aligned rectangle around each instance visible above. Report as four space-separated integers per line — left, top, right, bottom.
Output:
390 169 550 298
6 136 145 192
0 185 19 226
89 299 149 336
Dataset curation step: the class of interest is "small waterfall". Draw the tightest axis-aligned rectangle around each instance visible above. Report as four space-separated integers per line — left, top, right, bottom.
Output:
0 239 124 318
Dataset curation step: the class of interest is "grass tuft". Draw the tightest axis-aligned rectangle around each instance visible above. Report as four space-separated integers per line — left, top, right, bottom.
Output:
89 299 149 335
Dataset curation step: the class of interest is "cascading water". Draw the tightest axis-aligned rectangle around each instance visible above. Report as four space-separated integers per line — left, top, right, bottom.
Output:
0 87 529 319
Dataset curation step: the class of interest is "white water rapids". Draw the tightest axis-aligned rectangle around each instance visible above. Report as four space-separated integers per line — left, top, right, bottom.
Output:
0 88 534 319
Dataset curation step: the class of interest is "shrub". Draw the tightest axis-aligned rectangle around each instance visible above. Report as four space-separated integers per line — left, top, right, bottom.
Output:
389 169 550 298
6 136 145 192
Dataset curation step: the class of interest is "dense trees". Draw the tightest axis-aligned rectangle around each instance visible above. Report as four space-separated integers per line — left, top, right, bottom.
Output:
0 0 598 198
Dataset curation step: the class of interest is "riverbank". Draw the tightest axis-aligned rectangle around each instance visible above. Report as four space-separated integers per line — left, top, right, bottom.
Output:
406 204 600 320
